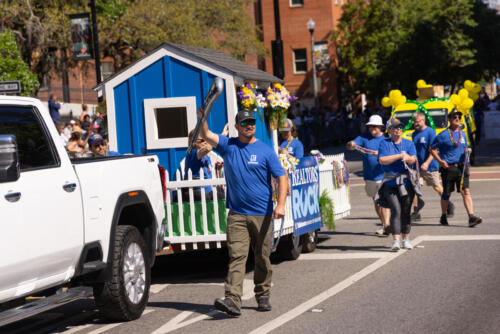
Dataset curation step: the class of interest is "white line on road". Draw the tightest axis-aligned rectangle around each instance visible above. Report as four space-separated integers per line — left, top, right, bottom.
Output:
248 234 500 334
83 309 154 334
298 252 388 260
150 284 169 294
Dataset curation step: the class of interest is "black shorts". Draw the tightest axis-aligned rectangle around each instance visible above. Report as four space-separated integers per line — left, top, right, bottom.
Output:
440 165 469 194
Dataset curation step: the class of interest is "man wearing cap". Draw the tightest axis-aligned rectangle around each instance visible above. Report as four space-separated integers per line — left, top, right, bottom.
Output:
89 134 119 157
410 112 453 221
347 115 390 235
430 110 482 227
279 118 304 159
197 108 287 317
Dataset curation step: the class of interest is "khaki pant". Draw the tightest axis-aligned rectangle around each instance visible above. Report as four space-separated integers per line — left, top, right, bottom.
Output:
225 211 273 308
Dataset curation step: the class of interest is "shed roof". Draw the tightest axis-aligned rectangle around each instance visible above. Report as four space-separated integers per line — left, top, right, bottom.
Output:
94 43 283 91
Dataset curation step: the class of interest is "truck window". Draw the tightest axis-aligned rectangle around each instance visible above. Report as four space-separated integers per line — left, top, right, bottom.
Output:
0 106 58 170
393 108 447 130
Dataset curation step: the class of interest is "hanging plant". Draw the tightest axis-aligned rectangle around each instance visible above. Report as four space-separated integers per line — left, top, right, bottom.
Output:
320 189 335 230
265 83 296 130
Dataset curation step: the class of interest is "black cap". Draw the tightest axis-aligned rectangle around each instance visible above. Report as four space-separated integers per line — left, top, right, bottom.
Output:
235 110 256 124
448 109 462 118
386 118 404 129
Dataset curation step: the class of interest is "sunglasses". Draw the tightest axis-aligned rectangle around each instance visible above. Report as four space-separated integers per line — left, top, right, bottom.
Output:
451 115 461 120
92 142 106 148
239 119 256 127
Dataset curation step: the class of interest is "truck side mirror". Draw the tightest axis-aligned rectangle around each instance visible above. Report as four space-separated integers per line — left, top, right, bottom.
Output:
0 135 21 183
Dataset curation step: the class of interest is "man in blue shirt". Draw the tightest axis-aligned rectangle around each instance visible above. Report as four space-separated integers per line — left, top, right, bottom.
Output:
88 133 120 157
279 118 304 159
198 109 287 316
347 115 389 235
48 95 61 123
431 110 482 227
411 112 453 220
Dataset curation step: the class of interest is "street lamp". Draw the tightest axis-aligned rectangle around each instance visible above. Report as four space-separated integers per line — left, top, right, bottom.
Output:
307 18 319 111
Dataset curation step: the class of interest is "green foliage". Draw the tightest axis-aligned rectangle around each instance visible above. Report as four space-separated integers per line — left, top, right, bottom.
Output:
319 189 335 230
334 0 499 100
0 0 267 90
0 31 39 96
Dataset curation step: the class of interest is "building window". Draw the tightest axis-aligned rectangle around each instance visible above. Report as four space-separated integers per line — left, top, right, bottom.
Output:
293 49 307 74
290 0 304 7
143 97 197 149
334 0 338 4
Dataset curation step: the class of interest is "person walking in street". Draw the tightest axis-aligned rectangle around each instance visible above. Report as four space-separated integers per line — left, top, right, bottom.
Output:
430 110 482 227
48 95 61 123
411 112 454 221
198 109 287 317
378 118 418 251
279 118 304 159
347 115 390 236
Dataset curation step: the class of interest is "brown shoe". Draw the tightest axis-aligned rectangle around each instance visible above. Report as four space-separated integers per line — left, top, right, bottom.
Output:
214 297 241 316
257 298 272 312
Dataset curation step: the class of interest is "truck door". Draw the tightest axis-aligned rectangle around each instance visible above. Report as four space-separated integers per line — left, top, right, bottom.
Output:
0 105 83 298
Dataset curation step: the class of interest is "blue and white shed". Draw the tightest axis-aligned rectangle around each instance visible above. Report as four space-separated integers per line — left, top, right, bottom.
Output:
94 43 283 178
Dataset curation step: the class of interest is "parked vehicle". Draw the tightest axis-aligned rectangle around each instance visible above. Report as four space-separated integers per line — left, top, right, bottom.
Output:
0 96 166 326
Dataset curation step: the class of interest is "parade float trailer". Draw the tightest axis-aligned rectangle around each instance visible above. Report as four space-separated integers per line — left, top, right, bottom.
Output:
94 43 351 259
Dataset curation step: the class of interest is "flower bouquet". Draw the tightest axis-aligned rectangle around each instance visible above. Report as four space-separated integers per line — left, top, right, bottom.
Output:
237 82 267 111
279 153 300 174
265 83 296 130
310 150 325 164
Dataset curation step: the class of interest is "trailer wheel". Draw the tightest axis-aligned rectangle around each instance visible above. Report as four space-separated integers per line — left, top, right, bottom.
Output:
93 225 150 321
301 230 318 253
278 234 302 260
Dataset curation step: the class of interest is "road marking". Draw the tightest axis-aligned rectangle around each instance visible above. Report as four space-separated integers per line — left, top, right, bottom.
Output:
248 234 500 334
299 252 388 260
150 279 255 334
471 178 500 182
150 282 224 295
150 284 169 294
83 309 154 334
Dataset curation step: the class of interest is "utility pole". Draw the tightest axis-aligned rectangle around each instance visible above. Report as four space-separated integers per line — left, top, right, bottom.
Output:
90 0 101 85
271 0 284 79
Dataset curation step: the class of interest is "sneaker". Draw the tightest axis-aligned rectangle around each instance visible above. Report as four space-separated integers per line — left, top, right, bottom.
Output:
214 297 241 317
402 238 413 250
375 227 384 236
256 298 272 312
468 215 482 228
447 202 455 218
411 211 422 221
440 214 449 226
391 239 401 251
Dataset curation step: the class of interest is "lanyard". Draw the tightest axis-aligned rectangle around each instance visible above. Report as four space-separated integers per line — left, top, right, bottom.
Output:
284 136 294 151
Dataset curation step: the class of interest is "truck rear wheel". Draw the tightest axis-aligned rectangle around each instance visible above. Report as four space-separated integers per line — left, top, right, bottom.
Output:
93 225 150 321
301 230 318 253
278 234 302 260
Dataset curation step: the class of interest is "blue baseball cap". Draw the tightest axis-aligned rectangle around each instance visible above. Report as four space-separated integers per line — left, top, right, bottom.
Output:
89 134 104 146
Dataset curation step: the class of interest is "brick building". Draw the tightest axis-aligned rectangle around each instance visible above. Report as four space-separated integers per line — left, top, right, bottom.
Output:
252 0 348 109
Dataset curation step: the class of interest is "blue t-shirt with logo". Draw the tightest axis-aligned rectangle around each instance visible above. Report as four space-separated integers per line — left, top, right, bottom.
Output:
431 129 468 164
279 137 304 159
215 134 285 215
352 133 385 181
184 149 213 193
378 138 416 187
412 127 439 171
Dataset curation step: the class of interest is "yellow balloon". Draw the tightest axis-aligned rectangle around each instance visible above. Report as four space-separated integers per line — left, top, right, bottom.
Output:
396 96 406 106
470 92 479 101
389 89 402 99
458 88 469 100
464 80 473 90
450 94 461 106
472 84 482 93
462 98 474 110
416 90 420 97
425 84 432 88
381 97 391 107
416 80 426 89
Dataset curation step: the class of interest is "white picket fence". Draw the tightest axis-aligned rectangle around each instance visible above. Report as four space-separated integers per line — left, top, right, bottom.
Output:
318 153 351 220
164 153 351 251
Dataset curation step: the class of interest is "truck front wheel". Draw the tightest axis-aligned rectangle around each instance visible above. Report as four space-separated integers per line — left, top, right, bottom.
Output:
93 225 150 321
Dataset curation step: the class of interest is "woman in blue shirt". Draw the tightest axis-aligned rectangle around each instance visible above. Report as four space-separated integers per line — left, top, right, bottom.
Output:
278 118 304 159
378 118 418 251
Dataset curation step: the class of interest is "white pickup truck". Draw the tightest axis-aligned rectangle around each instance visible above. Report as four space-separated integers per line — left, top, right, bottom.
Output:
0 96 166 325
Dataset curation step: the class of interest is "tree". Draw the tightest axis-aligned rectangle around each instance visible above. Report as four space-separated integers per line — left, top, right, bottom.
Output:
0 0 266 92
0 30 39 96
334 0 478 100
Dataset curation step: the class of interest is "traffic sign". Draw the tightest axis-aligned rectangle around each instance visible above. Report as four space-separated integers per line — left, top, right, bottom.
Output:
0 81 22 94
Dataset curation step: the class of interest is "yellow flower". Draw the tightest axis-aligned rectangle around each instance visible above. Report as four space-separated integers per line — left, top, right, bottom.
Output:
273 83 283 89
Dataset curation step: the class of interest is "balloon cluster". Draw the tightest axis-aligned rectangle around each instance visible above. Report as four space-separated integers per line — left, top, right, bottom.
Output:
381 90 407 108
463 80 481 101
450 88 474 113
416 79 432 97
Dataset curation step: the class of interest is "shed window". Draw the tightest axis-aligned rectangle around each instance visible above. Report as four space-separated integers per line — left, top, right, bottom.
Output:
143 97 197 149
290 0 304 7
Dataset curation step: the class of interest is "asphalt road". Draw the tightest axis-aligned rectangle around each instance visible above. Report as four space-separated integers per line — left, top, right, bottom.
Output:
4 166 499 334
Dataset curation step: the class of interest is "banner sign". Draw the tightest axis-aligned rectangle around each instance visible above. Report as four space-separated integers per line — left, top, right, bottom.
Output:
314 41 330 72
290 157 322 236
69 13 93 60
